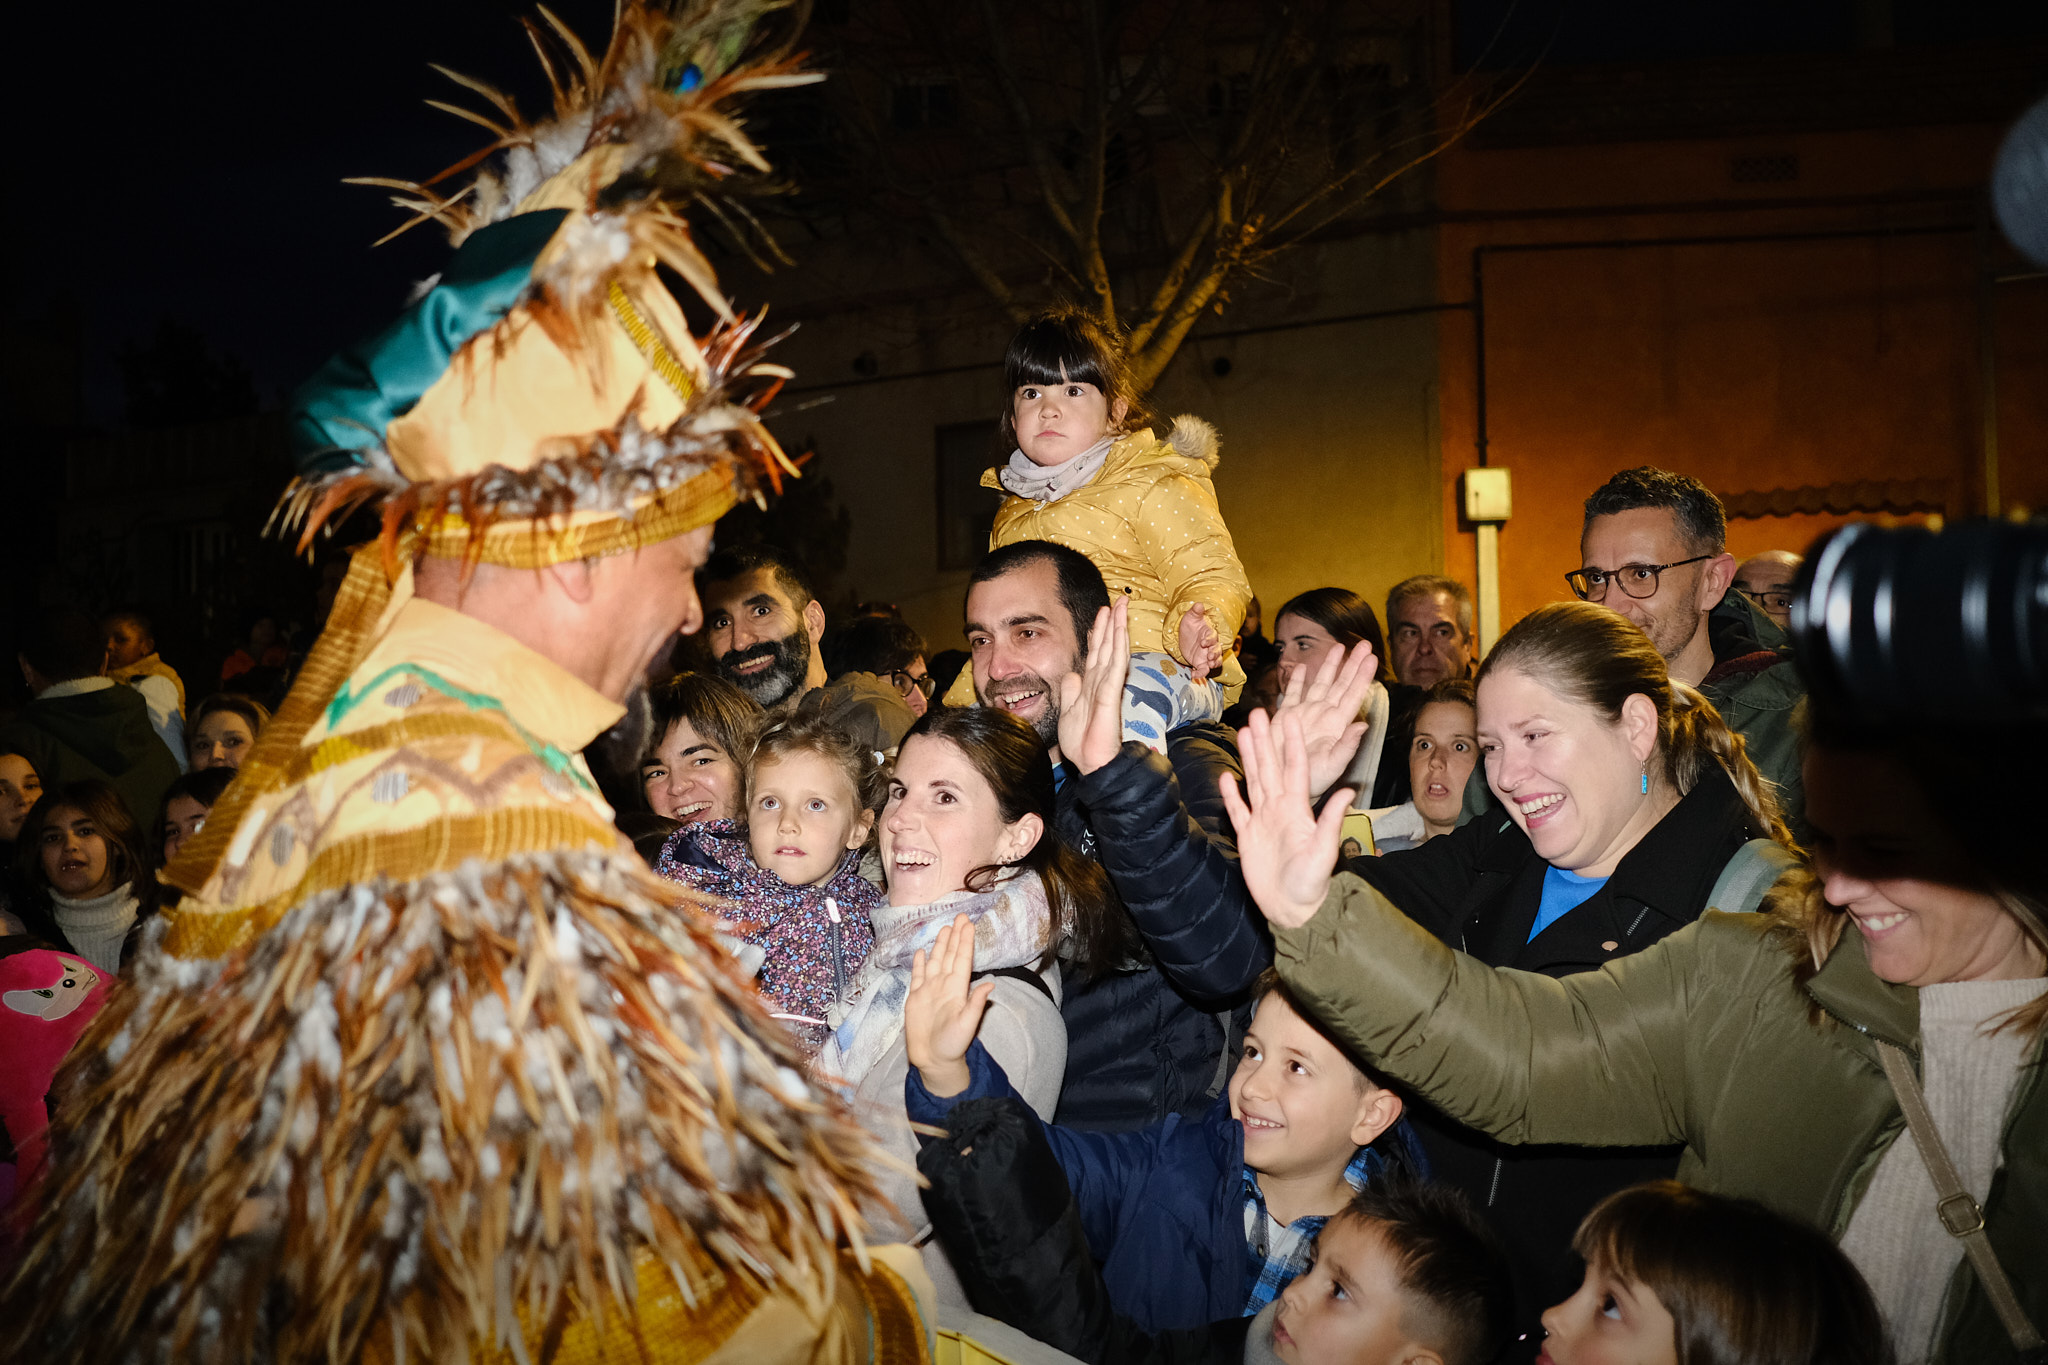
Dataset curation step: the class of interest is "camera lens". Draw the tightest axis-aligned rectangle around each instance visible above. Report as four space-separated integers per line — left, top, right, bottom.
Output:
1792 521 2048 728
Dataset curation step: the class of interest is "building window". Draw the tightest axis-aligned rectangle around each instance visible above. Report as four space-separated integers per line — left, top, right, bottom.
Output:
935 420 1002 570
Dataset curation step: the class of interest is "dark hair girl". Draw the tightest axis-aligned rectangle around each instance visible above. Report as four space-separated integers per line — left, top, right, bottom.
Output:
16 780 158 973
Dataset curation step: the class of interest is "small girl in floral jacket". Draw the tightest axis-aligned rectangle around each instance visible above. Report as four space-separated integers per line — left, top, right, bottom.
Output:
656 711 886 1051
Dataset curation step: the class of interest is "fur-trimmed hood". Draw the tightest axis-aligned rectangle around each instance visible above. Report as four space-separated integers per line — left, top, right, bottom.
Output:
1158 413 1221 471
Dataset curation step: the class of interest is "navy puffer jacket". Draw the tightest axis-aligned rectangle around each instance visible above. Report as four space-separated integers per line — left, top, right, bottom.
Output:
1052 722 1271 1132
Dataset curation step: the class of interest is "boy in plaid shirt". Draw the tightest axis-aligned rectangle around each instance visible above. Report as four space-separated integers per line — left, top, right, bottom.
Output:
906 924 1419 1333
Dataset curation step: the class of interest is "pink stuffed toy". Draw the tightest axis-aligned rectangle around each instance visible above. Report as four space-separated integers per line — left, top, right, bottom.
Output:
0 943 108 1211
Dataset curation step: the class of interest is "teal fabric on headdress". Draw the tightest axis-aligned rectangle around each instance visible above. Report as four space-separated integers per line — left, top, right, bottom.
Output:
289 209 570 475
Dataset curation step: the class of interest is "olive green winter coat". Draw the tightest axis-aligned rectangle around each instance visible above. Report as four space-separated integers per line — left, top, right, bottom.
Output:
1276 876 2048 1365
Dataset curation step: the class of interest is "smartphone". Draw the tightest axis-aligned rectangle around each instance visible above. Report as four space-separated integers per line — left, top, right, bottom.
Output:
1338 810 1377 863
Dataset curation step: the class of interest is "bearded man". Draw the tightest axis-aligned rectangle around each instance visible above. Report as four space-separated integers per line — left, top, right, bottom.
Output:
698 541 914 755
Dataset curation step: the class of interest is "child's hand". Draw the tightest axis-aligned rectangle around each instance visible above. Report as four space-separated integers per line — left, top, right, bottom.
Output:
1219 709 1351 929
1271 639 1379 798
1056 596 1131 775
904 914 995 1098
1178 603 1223 682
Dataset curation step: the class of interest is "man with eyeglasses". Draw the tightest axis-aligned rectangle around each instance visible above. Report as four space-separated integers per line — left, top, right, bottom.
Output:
1734 550 1802 630
1573 467 1808 838
823 612 936 719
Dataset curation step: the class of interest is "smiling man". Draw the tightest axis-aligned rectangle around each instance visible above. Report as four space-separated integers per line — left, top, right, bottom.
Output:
961 539 1272 1134
698 542 914 756
1575 467 1807 838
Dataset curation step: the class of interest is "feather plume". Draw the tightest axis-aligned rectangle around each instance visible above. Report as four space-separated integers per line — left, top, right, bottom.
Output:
1 852 895 1363
300 0 819 547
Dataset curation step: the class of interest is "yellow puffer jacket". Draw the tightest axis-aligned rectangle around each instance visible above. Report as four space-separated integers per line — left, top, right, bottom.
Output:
944 416 1250 707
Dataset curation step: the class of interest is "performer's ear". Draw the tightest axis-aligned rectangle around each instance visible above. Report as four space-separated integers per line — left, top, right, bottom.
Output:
543 558 598 605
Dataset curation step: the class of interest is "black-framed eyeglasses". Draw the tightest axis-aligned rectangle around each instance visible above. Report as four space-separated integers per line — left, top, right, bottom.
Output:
1566 555 1713 601
891 669 936 699
1746 588 1795 611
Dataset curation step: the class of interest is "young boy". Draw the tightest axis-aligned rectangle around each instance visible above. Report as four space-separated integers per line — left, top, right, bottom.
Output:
917 1095 1513 1365
905 918 1417 1333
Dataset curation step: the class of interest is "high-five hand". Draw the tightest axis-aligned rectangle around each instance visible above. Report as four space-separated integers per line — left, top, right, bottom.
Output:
1271 640 1379 798
1057 596 1132 776
1219 709 1351 928
903 914 995 1098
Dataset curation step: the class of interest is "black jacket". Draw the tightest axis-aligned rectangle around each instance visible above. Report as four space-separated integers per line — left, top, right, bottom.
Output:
919 1096 1252 1365
1053 721 1268 1133
1701 589 1808 844
0 685 180 834
1342 768 1764 1348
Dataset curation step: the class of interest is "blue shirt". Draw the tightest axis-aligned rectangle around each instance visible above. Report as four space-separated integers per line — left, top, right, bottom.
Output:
1240 1147 1379 1315
1530 865 1609 942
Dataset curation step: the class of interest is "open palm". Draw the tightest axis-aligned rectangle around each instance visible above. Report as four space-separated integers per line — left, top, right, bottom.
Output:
1057 598 1130 776
1220 709 1349 928
1272 638 1378 798
903 915 995 1097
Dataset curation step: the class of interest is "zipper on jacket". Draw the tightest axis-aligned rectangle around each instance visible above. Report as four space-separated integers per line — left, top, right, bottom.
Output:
825 896 847 1005
1487 1157 1503 1207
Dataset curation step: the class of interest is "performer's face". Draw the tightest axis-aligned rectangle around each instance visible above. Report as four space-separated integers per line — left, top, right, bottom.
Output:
597 527 716 701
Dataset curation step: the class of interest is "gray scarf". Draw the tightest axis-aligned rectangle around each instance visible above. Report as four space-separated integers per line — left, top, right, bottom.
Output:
998 435 1116 503
1242 1302 1285 1365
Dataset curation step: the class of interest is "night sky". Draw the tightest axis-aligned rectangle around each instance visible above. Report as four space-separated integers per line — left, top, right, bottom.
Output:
13 0 617 422
14 0 2048 426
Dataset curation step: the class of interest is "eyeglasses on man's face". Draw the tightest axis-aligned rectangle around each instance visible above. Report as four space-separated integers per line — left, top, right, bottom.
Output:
1565 554 1713 602
891 669 936 699
1745 588 1795 611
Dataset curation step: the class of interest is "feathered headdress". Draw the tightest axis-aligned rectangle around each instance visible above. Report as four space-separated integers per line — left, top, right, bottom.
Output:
278 0 815 572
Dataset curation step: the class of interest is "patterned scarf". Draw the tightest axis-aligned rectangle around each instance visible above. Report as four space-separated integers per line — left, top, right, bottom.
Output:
997 434 1116 503
814 870 1054 1090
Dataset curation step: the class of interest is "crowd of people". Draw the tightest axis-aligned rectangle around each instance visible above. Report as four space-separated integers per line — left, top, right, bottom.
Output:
1 16 2036 1354
4 303 2031 1365
1 298 2031 1363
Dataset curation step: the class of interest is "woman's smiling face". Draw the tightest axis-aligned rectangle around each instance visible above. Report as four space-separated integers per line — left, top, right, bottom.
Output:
1477 667 1659 877
1805 747 2045 988
641 719 742 824
880 735 1040 906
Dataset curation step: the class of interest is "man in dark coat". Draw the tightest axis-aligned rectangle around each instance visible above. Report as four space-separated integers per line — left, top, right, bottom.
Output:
1576 467 1807 839
961 540 1270 1132
4 607 179 832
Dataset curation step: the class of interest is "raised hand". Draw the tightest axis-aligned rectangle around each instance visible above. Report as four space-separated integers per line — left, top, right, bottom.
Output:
1272 640 1379 798
1178 602 1223 683
1057 596 1132 775
903 914 996 1098
1219 708 1352 929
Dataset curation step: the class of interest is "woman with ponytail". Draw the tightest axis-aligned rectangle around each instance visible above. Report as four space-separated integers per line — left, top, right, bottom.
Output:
1225 636 2047 1365
1292 601 1794 1350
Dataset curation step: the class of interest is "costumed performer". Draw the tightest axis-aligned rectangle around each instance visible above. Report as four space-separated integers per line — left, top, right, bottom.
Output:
0 4 937 1362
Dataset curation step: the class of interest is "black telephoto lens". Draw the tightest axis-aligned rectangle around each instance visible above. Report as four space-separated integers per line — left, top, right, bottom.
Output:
1791 520 2048 730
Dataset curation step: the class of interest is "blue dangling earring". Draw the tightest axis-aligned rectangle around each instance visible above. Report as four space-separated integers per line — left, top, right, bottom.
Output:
1640 769 1649 795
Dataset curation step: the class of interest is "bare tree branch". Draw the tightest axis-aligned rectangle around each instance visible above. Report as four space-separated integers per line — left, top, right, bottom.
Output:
803 0 1526 394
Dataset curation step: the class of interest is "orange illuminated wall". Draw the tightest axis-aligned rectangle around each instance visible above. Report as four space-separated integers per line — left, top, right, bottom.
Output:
1434 122 2048 632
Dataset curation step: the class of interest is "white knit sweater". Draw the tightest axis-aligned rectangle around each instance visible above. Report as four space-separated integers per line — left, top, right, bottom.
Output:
50 886 140 976
1839 975 2048 1364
